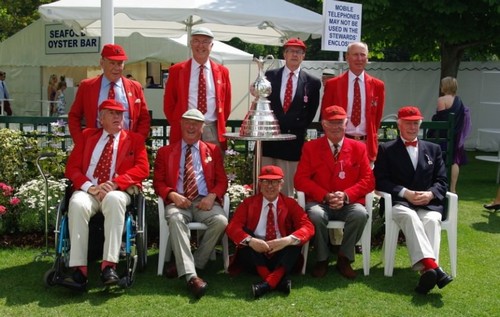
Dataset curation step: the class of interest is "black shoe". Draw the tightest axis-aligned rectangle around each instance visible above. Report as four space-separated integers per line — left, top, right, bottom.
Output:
60 269 88 292
100 266 119 286
276 278 291 295
415 269 437 295
435 267 453 289
483 203 500 211
251 281 271 299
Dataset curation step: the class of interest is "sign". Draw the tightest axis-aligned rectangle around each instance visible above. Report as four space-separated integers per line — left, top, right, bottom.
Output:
322 0 362 52
45 24 100 54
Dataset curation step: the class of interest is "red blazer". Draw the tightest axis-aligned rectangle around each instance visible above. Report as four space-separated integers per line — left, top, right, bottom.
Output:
294 136 375 205
153 140 228 203
321 71 385 162
68 75 151 144
65 129 149 191
226 193 314 246
163 59 232 148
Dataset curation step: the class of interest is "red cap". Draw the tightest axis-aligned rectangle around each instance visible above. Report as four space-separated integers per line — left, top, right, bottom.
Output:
398 106 423 120
101 44 128 61
258 165 284 180
99 99 125 112
322 105 347 120
284 38 306 50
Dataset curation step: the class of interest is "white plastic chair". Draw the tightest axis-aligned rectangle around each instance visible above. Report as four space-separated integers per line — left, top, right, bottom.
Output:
157 194 230 275
377 191 457 277
298 191 374 276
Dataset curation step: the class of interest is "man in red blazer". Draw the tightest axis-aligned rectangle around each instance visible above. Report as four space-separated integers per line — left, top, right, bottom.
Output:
321 42 385 164
153 109 228 299
294 105 375 279
64 99 149 290
226 165 314 299
163 27 232 149
68 44 151 144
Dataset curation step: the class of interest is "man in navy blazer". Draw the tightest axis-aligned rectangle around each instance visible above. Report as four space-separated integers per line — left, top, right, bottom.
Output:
261 38 321 196
374 106 453 295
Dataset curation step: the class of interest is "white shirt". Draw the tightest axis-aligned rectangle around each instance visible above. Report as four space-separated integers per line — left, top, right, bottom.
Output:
189 60 216 122
280 67 300 107
254 198 281 240
346 70 367 136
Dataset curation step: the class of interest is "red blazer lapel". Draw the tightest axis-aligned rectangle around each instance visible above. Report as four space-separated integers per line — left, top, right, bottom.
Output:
82 129 102 171
115 130 131 169
338 72 349 111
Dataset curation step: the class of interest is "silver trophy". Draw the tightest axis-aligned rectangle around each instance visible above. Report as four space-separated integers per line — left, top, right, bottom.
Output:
239 55 281 137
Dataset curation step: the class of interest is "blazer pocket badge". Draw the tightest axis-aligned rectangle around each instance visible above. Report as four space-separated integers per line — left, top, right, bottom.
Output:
134 98 141 104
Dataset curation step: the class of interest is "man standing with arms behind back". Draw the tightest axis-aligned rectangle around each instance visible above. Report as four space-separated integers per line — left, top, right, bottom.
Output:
322 42 385 165
68 44 151 144
262 38 321 196
164 27 232 149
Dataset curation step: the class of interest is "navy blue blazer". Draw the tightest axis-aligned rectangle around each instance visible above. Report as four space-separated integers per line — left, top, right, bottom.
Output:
262 67 321 161
374 138 448 213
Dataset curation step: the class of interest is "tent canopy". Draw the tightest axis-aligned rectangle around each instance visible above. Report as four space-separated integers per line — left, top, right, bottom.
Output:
38 0 323 46
0 19 253 67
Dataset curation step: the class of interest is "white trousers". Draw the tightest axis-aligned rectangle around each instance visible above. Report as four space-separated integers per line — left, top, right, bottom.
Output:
392 204 442 270
68 190 130 267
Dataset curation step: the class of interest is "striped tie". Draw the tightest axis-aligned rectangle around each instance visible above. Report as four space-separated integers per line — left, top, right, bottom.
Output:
183 145 199 200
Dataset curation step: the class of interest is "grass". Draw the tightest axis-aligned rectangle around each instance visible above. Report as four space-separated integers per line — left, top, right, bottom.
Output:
1 151 499 317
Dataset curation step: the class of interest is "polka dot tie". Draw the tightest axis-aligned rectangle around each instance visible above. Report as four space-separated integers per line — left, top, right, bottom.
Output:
265 203 276 241
283 72 294 113
93 134 114 184
351 77 361 127
108 82 115 100
197 65 207 114
183 145 199 200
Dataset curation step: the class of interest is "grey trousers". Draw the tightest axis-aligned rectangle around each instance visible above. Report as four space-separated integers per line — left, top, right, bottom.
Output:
306 202 368 262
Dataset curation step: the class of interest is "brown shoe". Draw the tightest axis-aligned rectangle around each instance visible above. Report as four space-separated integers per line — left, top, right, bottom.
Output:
312 260 329 278
187 276 207 298
336 253 357 279
165 262 178 279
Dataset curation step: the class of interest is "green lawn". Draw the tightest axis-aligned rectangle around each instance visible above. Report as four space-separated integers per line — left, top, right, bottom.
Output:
1 151 499 317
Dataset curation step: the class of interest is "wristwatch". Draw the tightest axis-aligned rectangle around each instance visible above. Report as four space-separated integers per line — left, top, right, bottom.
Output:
242 236 252 246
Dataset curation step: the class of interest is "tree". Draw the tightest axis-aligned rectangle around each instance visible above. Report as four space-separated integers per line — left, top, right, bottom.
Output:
0 1 53 42
359 0 500 79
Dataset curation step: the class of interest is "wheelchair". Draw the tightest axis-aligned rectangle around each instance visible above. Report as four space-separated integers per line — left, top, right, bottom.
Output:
43 182 148 291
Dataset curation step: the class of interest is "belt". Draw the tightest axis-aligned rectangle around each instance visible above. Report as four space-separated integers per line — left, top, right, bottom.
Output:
345 134 367 141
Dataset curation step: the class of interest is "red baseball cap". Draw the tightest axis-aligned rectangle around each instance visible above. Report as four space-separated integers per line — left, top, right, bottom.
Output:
284 38 306 50
398 106 423 120
101 44 128 61
258 165 284 180
99 99 125 112
322 105 347 120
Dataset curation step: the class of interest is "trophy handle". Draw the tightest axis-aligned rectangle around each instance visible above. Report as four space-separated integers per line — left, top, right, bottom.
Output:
264 55 275 71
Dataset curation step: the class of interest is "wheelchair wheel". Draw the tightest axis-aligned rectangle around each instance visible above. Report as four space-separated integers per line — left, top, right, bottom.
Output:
136 195 147 272
44 268 57 287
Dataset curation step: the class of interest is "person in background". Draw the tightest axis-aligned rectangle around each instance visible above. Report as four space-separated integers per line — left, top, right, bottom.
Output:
63 99 149 291
55 81 67 116
164 27 231 149
153 109 228 299
0 71 12 116
295 105 374 279
261 38 321 196
322 42 385 166
48 74 58 116
374 106 453 295
483 186 500 211
429 76 471 193
146 76 157 88
68 43 151 144
321 68 336 86
226 165 314 299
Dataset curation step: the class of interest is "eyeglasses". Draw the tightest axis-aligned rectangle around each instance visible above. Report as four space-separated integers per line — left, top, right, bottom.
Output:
322 120 345 127
192 39 212 46
259 179 282 186
285 49 305 55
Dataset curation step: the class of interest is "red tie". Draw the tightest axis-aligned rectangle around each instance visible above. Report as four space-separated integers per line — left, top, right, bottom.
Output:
93 134 114 184
405 140 418 147
265 203 276 241
351 77 361 127
197 65 207 114
283 72 294 113
183 145 199 200
108 82 115 100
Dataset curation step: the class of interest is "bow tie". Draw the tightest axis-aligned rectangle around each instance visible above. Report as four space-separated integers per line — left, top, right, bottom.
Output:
404 140 418 147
